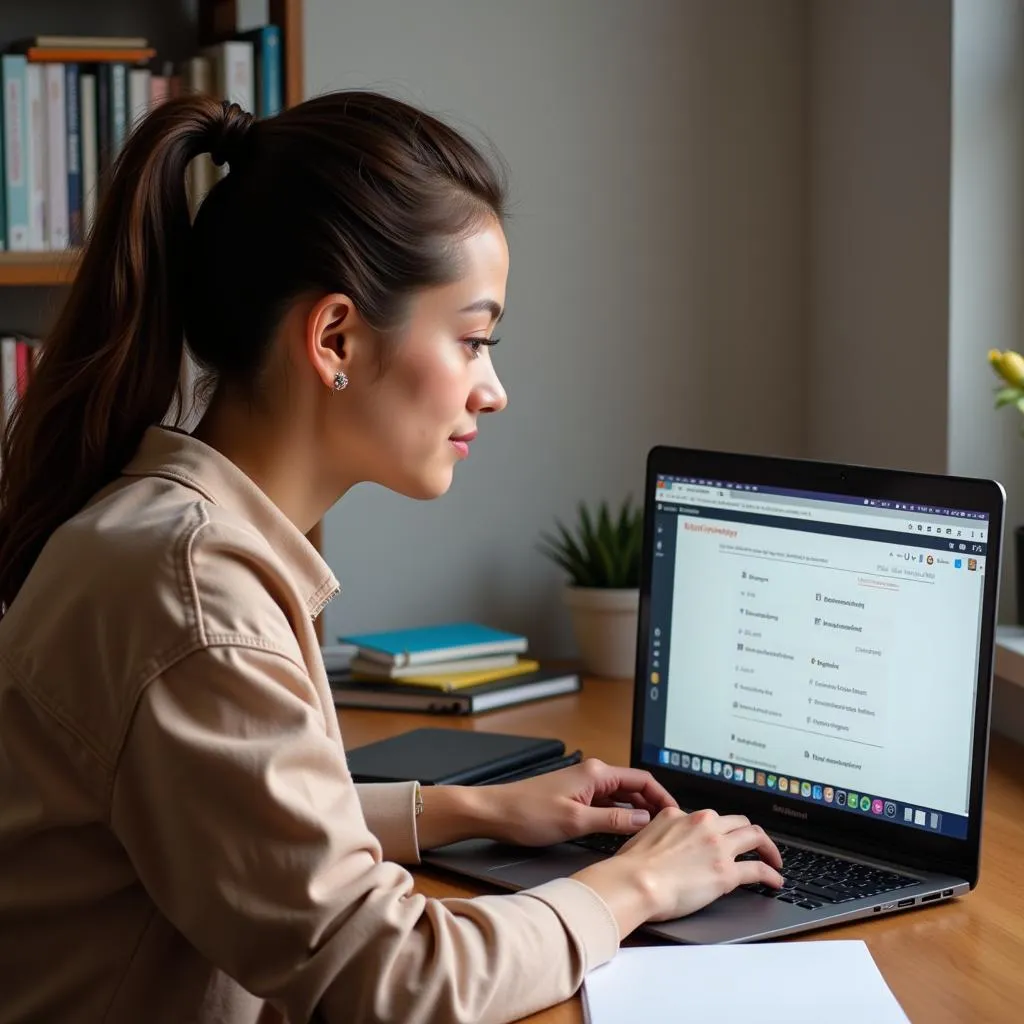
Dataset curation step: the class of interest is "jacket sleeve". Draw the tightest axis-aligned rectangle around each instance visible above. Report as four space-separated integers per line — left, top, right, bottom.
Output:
110 642 619 1024
353 782 421 865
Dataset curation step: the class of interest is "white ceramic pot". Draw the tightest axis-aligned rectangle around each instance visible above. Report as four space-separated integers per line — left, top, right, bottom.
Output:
563 586 640 679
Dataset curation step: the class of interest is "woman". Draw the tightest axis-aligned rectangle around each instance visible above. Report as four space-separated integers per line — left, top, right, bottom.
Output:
0 92 783 1023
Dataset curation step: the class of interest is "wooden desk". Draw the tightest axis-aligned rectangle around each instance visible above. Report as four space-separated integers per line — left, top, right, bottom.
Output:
338 678 1024 1024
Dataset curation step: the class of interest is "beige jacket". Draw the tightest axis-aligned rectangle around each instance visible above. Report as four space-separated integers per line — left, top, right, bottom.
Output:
0 427 618 1024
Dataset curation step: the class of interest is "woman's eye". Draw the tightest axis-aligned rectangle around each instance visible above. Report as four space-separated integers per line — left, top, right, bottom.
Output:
463 336 500 357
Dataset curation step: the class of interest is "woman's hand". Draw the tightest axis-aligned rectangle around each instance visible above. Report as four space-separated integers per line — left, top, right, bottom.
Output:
573 805 784 935
477 757 679 847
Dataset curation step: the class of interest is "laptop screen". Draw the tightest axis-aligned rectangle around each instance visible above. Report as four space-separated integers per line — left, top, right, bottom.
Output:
640 474 991 842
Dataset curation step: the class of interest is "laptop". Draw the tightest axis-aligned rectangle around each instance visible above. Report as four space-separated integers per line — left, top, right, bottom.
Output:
422 445 1004 944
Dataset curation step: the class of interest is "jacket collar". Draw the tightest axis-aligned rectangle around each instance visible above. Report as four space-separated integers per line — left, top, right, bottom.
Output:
121 426 339 619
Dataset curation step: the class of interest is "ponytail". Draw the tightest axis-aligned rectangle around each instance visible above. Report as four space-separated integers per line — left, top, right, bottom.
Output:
0 95 246 613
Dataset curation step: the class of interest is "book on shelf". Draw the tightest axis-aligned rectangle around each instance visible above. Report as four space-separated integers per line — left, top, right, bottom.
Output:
0 334 40 436
329 665 582 716
0 26 284 255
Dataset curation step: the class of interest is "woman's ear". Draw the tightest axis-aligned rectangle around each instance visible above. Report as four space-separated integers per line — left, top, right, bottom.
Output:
305 293 362 390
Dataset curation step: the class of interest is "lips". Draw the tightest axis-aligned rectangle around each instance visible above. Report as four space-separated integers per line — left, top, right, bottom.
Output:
449 430 477 459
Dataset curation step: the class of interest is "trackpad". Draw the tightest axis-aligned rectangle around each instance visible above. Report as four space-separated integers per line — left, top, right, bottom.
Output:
486 845 604 888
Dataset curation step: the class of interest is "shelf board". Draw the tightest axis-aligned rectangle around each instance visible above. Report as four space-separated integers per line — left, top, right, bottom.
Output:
0 251 80 286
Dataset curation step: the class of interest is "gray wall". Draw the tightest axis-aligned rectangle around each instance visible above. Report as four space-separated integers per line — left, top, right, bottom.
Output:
804 0 952 474
948 0 1024 741
948 0 1024 626
308 0 808 652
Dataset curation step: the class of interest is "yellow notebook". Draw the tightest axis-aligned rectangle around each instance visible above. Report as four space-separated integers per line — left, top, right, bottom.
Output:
352 659 541 692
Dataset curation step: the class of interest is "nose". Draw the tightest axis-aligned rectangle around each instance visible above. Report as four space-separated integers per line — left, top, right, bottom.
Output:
469 360 508 415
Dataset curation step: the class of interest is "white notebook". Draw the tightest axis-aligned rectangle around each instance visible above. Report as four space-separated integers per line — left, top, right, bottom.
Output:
583 941 908 1024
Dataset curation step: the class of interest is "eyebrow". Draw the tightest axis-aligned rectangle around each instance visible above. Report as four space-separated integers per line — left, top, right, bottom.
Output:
459 299 504 323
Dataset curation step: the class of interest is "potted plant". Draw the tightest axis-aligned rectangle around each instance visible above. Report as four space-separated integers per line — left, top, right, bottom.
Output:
539 497 642 678
988 349 1024 622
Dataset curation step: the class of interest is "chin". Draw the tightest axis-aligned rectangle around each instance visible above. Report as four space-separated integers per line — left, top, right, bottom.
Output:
398 470 455 501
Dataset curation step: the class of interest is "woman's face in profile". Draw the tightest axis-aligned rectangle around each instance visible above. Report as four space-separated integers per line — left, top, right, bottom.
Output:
337 218 510 500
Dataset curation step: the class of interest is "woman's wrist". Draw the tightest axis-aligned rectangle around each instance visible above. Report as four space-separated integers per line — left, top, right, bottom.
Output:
570 856 657 939
416 784 495 852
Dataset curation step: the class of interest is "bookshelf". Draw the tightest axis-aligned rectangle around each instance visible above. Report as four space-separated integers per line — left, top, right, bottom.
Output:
0 0 305 286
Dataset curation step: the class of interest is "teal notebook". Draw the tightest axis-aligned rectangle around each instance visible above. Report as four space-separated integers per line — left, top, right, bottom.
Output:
339 622 528 668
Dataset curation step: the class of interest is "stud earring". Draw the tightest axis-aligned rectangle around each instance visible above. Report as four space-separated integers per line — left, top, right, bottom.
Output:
332 371 349 391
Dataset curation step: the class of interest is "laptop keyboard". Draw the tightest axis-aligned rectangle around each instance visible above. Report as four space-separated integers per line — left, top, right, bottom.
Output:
571 833 918 910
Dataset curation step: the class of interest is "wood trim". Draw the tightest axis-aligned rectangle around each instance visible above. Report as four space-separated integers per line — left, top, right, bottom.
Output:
197 0 240 44
0 251 79 286
269 0 304 107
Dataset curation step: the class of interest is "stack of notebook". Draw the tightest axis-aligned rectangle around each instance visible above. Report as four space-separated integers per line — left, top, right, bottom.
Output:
327 622 581 714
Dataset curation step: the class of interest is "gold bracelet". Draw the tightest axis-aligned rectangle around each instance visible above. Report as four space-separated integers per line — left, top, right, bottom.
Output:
414 780 424 817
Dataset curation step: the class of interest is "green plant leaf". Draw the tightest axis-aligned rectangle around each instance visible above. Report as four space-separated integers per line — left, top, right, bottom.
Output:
996 387 1023 409
537 542 586 585
554 520 588 570
596 501 618 586
538 525 591 586
539 496 644 589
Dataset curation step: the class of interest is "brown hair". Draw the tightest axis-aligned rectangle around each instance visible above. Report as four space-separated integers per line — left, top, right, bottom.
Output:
0 91 507 613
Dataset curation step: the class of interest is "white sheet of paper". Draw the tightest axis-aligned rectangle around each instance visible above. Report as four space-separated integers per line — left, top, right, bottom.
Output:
583 941 909 1024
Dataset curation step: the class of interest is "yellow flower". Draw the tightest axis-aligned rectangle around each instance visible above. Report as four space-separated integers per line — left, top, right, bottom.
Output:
989 349 1024 388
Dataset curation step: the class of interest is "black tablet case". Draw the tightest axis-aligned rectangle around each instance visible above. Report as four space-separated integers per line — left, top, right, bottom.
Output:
345 728 566 785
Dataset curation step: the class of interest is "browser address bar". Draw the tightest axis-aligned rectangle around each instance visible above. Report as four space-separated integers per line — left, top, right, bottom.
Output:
658 487 904 532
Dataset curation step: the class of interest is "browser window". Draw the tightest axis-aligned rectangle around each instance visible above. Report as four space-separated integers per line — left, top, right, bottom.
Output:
641 476 989 840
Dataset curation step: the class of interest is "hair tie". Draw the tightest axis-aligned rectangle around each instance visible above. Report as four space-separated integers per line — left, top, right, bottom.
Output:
209 100 255 168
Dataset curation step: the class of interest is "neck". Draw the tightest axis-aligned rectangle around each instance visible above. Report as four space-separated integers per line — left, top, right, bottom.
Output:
191 389 347 534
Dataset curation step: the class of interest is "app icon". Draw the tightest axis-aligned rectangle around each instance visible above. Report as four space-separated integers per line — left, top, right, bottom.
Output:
702 759 712 774
713 761 722 776
847 792 858 808
745 768 755 783
954 559 962 569
801 781 812 798
860 795 872 812
651 671 660 684
871 798 884 815
885 801 897 818
812 784 823 801
755 772 765 786
723 764 734 780
779 778 789 793
767 774 777 789
734 765 744 779
930 812 942 829
824 786 834 803
914 809 927 826
968 558 978 571
904 807 913 822
659 750 670 765
670 752 680 767
836 790 847 807
681 754 691 769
